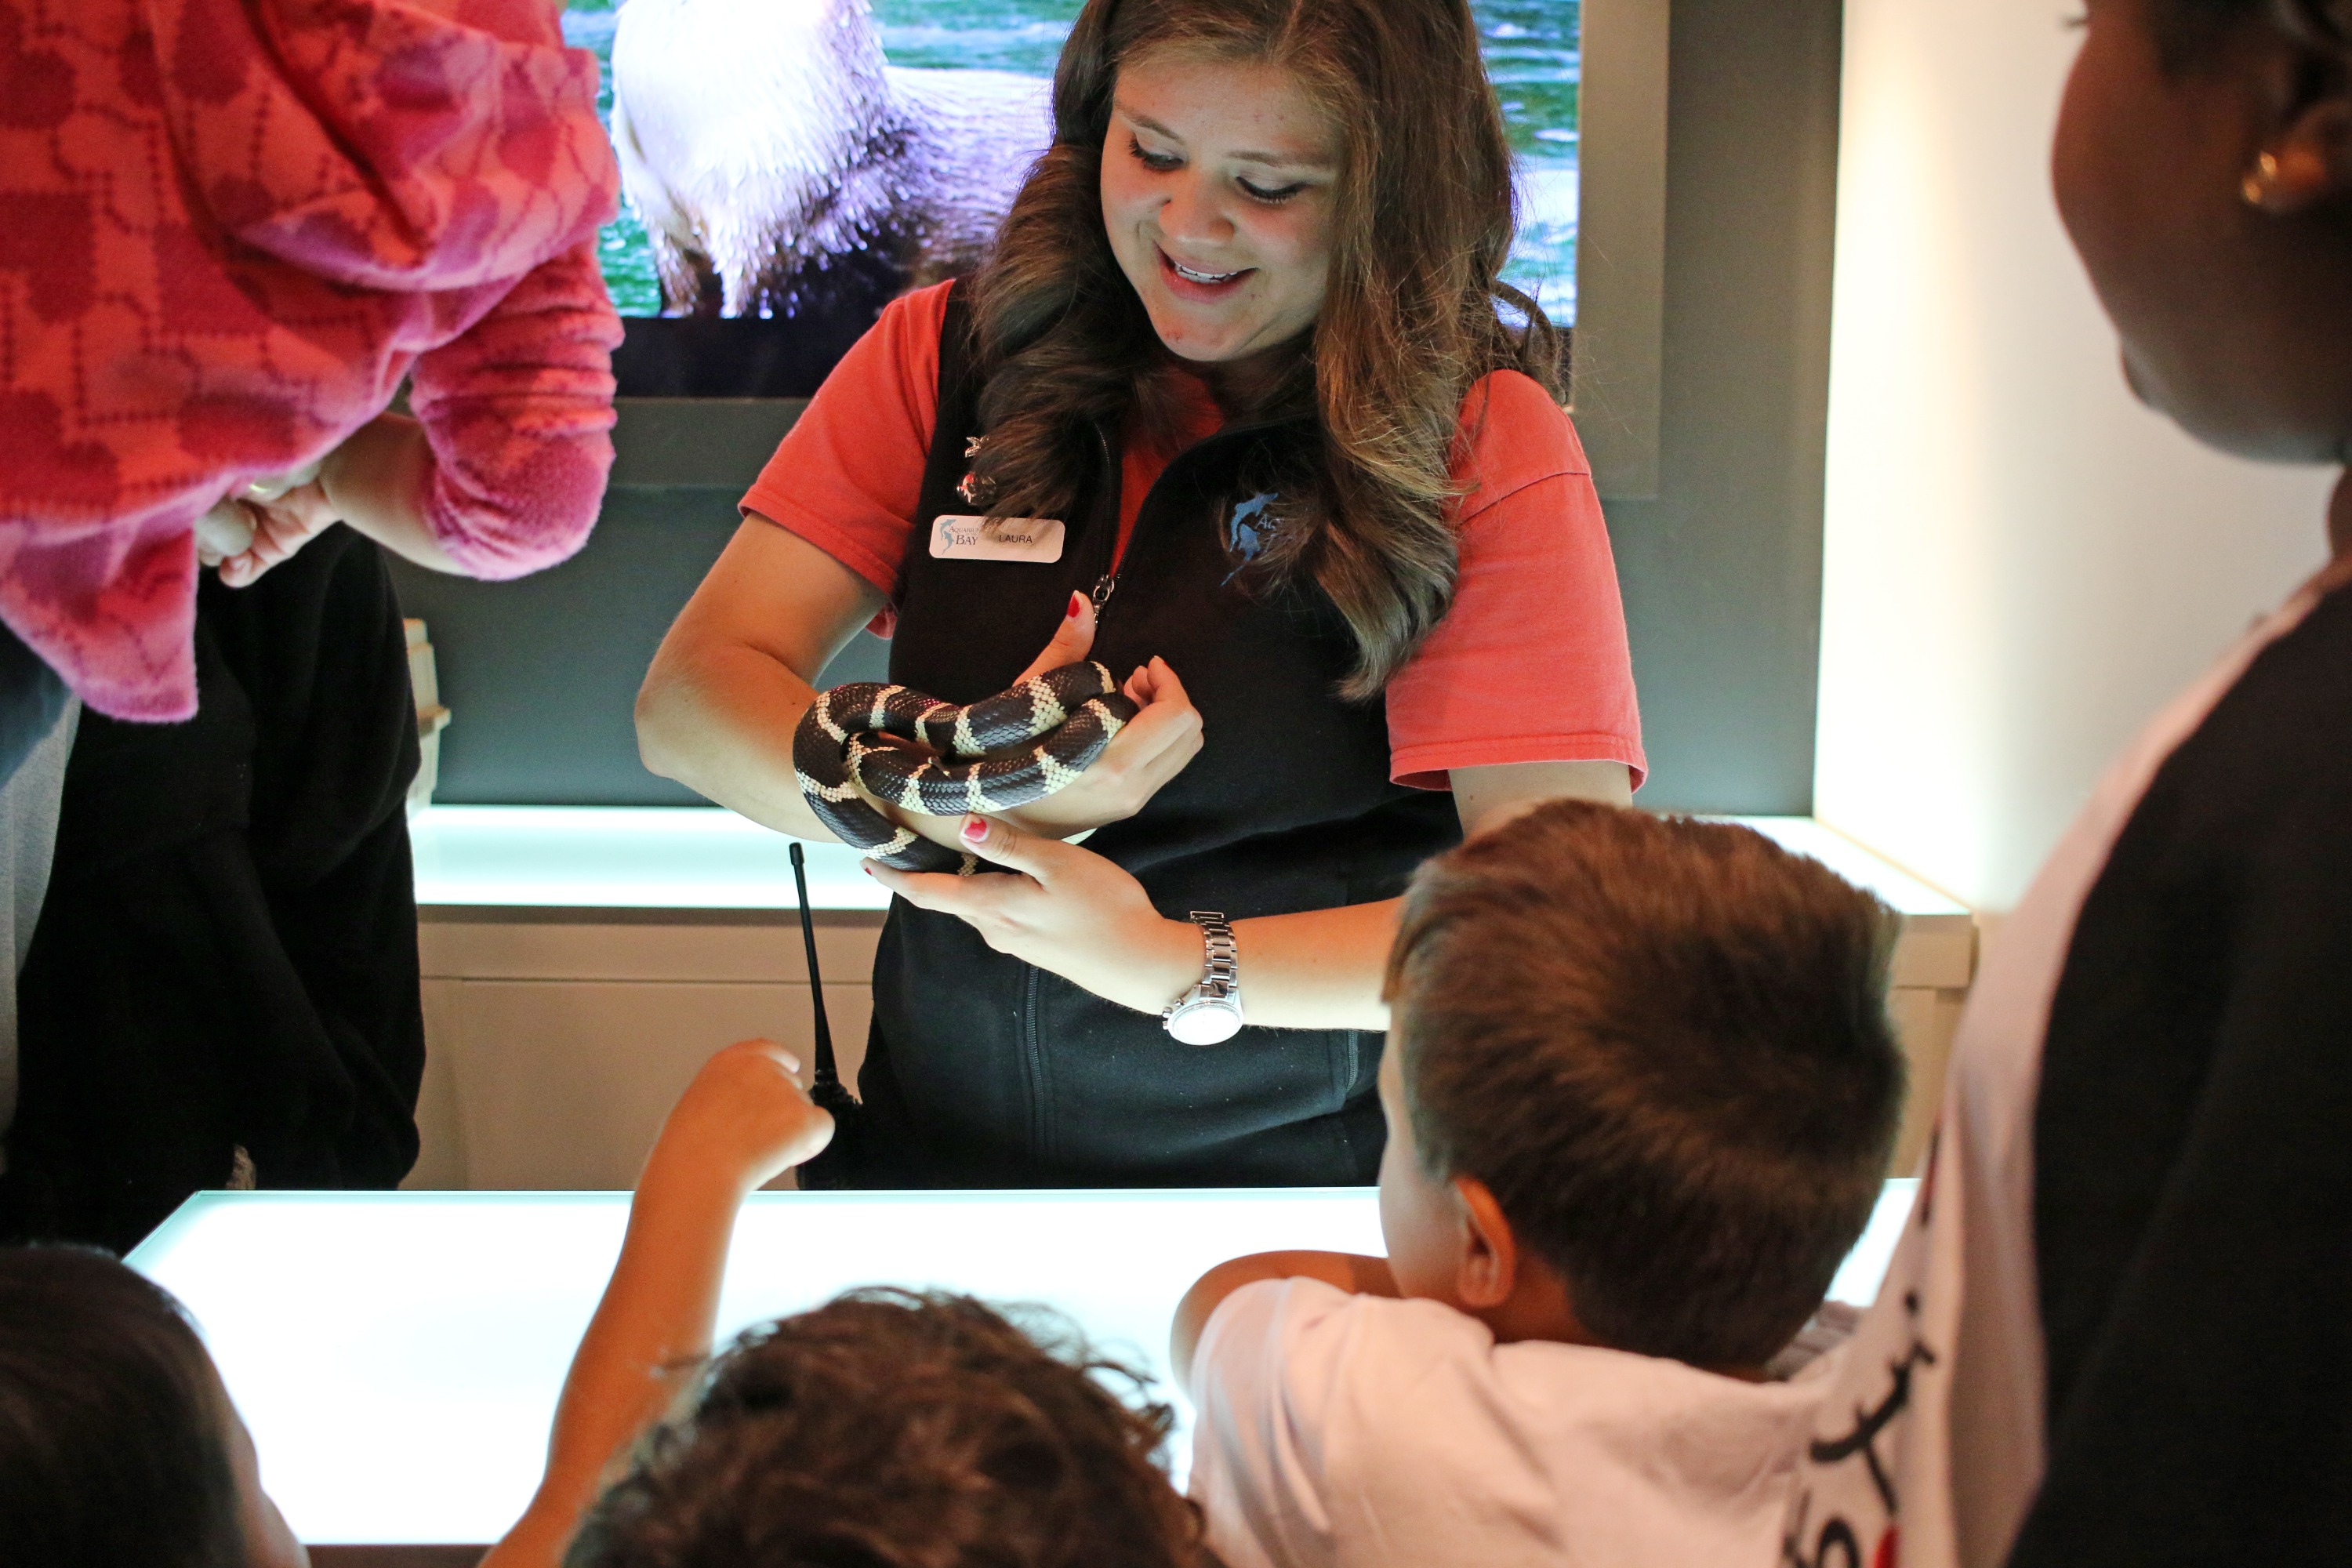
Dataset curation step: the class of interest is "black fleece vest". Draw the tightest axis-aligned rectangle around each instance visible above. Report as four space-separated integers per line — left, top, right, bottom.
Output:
851 289 1461 1187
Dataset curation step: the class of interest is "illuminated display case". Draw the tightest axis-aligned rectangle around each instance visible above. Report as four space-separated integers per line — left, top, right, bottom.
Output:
130 1180 1916 1551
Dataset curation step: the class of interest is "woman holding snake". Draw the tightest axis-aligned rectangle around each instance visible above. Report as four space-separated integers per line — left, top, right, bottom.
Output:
635 0 1646 1187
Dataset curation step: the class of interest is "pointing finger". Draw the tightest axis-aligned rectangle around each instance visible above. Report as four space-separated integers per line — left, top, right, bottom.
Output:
863 863 970 910
1013 592 1098 686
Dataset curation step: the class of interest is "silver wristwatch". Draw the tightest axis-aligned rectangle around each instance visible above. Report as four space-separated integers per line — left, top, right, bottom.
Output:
1162 910 1243 1045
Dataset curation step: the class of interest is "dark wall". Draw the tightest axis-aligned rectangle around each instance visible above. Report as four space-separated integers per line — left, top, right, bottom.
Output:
1610 0 1843 813
395 0 1844 811
388 401 886 807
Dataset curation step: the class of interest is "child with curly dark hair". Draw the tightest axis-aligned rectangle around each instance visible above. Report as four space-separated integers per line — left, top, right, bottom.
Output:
564 1290 1201 1568
481 1039 1211 1568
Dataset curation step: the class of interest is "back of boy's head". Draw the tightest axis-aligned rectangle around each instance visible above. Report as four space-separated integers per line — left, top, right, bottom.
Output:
567 1287 1207 1568
1386 801 1904 1370
0 1246 247 1568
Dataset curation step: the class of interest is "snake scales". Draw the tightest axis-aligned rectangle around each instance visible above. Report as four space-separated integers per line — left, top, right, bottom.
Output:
793 662 1139 873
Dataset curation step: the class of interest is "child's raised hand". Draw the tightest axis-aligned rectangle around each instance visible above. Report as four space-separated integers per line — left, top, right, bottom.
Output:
644 1038 835 1197
491 1040 833 1568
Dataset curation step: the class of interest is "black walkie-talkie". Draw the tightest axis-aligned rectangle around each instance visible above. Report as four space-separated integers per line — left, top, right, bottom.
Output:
790 840 864 1187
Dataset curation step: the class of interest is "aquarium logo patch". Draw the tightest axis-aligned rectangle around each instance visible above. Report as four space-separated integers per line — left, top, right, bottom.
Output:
1225 491 1280 583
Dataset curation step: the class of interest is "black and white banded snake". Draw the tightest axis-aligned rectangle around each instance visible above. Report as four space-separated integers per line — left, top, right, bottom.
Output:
792 662 1139 873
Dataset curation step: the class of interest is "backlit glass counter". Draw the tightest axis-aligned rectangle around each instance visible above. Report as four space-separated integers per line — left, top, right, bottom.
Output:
410 806 886 911
410 806 1968 920
129 1181 1917 1547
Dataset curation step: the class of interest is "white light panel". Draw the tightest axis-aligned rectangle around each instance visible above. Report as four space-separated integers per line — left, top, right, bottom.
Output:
410 807 1962 918
409 806 887 910
127 1181 1915 1546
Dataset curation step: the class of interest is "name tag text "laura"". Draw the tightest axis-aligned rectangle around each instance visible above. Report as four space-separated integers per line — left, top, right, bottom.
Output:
929 515 1065 564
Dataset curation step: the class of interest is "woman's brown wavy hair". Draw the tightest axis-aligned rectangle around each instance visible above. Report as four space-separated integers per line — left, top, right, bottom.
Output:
969 0 1563 699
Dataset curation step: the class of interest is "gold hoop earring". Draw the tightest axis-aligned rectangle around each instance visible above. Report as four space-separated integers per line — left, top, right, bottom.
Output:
2242 149 2281 208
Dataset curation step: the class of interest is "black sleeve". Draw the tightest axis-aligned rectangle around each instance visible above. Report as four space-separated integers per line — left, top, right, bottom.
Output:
2014 735 2352 1565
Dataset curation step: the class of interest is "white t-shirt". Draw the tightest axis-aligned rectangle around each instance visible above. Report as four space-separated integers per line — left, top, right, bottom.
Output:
1189 1276 1831 1568
1777 585 2326 1568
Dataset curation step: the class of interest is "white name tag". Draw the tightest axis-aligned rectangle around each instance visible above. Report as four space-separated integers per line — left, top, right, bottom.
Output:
928 514 1065 563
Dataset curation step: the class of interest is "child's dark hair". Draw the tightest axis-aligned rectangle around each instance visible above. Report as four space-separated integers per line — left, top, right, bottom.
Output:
567 1288 1209 1568
1385 802 1904 1370
0 1246 247 1568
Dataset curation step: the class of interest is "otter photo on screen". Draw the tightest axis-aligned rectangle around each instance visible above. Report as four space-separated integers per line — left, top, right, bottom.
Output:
561 0 1581 394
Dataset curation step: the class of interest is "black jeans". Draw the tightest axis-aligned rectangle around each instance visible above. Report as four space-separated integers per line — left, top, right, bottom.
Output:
0 528 425 1252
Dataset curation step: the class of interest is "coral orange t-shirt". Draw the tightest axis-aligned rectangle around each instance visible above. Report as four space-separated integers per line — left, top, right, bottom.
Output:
741 282 1645 790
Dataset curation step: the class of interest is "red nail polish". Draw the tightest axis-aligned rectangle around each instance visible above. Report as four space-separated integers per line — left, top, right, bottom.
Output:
1066 592 1083 619
960 815 987 844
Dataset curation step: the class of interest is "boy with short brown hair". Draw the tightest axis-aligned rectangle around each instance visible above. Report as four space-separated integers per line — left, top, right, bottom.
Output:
1175 800 1904 1568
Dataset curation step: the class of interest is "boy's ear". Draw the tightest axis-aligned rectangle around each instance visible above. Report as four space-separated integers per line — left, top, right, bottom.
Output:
1448 1175 1520 1309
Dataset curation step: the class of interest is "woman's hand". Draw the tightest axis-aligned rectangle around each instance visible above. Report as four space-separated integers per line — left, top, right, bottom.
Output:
928 592 1203 842
866 816 1202 1014
999 652 1200 837
869 764 1646 1031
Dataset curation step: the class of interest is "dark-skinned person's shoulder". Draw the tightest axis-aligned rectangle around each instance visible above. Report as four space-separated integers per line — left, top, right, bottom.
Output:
2017 579 2352 1567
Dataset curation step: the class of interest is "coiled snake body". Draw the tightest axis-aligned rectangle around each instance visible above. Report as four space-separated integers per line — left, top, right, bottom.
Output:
793 662 1138 873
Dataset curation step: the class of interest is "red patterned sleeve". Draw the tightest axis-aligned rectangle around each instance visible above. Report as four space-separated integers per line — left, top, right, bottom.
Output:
404 241 622 579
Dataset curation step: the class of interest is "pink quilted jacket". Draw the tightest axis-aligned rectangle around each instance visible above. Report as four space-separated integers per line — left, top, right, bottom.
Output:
0 0 622 722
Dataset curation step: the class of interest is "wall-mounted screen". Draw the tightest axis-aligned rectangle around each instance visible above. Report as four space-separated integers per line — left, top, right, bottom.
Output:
560 0 1581 394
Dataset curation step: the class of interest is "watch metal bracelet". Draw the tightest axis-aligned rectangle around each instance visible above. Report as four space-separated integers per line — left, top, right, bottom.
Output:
1190 909 1238 996
1161 910 1244 1044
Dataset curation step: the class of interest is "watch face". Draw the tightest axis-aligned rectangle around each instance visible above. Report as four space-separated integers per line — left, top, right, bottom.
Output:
1167 1001 1243 1046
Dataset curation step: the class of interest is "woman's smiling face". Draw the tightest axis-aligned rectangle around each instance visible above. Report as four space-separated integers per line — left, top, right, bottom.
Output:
1101 53 1343 365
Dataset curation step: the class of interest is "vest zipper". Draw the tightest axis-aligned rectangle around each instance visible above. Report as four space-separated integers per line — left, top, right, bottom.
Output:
1087 412 1300 627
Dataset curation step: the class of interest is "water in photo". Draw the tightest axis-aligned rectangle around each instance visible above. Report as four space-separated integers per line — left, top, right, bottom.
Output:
563 0 1578 379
